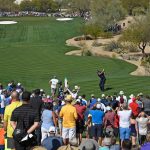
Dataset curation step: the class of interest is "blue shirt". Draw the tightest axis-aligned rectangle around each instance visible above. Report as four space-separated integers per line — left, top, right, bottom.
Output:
89 109 104 124
41 109 54 130
89 98 97 109
141 142 150 150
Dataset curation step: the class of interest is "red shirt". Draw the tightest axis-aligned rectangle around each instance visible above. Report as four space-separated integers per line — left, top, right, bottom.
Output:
129 102 139 117
114 114 119 128
74 104 86 121
104 111 115 128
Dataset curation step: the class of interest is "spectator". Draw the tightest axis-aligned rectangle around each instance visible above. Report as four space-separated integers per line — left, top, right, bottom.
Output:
4 91 22 149
41 102 57 142
97 98 106 112
10 91 39 150
129 97 139 117
136 111 149 145
110 137 120 150
0 128 5 150
101 94 108 106
110 95 119 111
42 126 63 150
88 94 97 109
59 95 78 145
30 89 43 145
80 95 87 106
49 76 59 97
79 139 99 150
122 139 132 150
141 132 150 150
118 104 132 144
143 95 150 116
88 103 105 145
100 137 111 150
74 99 86 144
128 94 135 105
0 91 5 122
116 91 127 104
130 114 138 146
104 106 115 137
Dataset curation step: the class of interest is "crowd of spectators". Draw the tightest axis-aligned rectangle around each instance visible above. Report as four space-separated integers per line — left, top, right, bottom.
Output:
0 79 150 150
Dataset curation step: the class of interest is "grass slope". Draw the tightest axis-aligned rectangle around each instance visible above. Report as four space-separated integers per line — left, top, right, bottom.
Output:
0 17 149 97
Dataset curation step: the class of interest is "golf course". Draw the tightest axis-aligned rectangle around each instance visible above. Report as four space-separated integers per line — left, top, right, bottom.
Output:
0 17 149 96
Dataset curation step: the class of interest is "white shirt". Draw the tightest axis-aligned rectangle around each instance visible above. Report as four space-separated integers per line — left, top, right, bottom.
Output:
118 110 132 128
136 117 149 135
0 94 5 108
128 99 132 105
50 79 59 89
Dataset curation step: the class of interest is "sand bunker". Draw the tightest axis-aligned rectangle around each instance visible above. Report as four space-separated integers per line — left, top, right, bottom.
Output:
56 18 73 21
0 21 17 25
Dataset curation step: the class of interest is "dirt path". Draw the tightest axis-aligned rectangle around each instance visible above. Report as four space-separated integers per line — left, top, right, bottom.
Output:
66 35 149 76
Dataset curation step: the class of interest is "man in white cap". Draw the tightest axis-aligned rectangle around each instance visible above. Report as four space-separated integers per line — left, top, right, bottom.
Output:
116 91 127 104
104 106 115 136
88 103 105 145
128 94 135 105
49 76 59 97
42 126 63 150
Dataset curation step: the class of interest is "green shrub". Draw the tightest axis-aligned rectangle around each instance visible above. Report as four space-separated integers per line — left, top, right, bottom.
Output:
126 44 140 53
104 41 123 52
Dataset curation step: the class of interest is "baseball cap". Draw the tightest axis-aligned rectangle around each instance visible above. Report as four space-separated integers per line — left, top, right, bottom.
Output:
101 94 105 98
137 93 143 96
97 98 101 102
96 103 101 109
106 106 112 111
91 94 95 97
49 126 56 133
132 97 136 102
76 99 80 103
65 95 73 101
119 91 124 95
78 96 82 99
129 94 134 99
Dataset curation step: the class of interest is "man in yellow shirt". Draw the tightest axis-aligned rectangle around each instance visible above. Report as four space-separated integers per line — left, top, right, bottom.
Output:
4 91 22 150
59 95 78 145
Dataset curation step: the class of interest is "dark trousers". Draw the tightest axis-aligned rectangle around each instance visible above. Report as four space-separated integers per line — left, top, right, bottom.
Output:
99 79 106 91
35 125 41 145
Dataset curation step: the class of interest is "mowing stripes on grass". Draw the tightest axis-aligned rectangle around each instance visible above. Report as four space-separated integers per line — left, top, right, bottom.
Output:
0 17 149 97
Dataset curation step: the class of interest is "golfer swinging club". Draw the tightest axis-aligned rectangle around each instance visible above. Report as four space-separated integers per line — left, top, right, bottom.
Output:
97 69 106 91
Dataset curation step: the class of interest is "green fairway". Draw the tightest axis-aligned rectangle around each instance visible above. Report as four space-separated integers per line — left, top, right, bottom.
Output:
0 17 149 97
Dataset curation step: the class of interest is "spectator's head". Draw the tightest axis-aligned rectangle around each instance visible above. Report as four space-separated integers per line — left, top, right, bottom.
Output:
79 139 99 150
49 126 56 136
96 103 101 110
122 103 128 110
34 89 40 96
132 97 136 102
82 94 86 99
111 137 116 145
106 106 112 112
22 91 31 102
103 137 111 147
11 91 19 101
31 146 46 150
65 95 73 103
101 94 105 98
146 132 150 142
122 139 132 150
91 94 95 98
119 91 124 95
76 99 81 105
44 102 53 110
131 113 136 119
140 111 146 117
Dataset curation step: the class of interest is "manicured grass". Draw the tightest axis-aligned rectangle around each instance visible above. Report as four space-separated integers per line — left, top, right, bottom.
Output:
0 17 149 97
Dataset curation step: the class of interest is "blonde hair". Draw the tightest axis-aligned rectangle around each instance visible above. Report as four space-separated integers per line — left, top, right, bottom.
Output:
31 146 47 150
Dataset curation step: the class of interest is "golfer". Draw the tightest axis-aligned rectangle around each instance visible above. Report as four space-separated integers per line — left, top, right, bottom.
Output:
97 69 106 92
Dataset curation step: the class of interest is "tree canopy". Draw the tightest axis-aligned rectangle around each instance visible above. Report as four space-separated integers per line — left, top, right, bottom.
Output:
120 14 150 56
